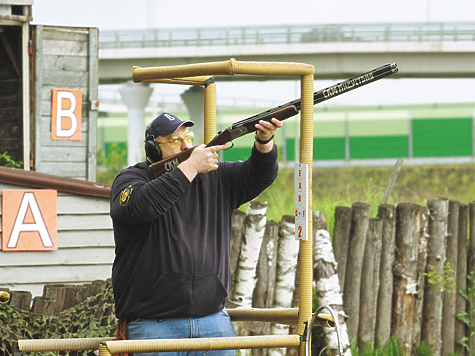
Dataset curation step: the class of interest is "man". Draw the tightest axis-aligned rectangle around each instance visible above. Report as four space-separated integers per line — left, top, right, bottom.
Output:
110 112 283 356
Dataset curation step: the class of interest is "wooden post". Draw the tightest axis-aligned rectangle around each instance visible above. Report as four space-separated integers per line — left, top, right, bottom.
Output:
412 206 429 353
375 204 396 347
313 212 351 356
442 200 460 356
358 218 383 351
9 290 32 311
343 202 371 339
43 284 67 314
92 280 108 295
391 203 421 356
468 200 475 350
455 203 468 356
63 285 92 310
333 206 352 295
31 296 56 316
422 197 449 356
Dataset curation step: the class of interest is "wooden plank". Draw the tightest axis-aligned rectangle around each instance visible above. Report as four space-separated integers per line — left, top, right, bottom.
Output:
57 195 110 214
88 27 99 181
36 162 87 179
41 84 88 101
57 214 113 230
42 54 88 73
34 25 45 169
41 39 88 57
58 230 114 248
40 68 89 86
42 28 89 42
0 264 112 284
39 146 87 162
0 247 115 267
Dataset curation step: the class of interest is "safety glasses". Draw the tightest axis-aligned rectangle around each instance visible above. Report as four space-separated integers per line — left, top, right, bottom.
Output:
158 131 195 147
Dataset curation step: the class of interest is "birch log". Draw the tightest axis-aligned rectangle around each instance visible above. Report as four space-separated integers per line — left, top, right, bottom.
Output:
343 202 371 339
422 197 448 356
252 221 279 338
313 213 351 356
442 200 460 356
232 200 268 306
412 206 429 353
231 210 247 276
269 215 299 356
333 206 352 295
455 203 468 356
375 204 396 347
391 203 421 356
358 218 383 352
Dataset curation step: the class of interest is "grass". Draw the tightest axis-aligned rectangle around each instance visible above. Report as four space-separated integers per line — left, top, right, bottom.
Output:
255 163 475 234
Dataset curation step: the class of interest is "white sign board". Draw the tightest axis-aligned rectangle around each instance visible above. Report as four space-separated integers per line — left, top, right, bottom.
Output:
295 163 308 240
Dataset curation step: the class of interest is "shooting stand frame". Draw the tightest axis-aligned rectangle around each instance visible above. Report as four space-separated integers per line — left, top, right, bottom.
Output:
16 58 328 356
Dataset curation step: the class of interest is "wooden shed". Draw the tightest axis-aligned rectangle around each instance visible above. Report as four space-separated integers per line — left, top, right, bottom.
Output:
0 167 113 298
1 1 99 180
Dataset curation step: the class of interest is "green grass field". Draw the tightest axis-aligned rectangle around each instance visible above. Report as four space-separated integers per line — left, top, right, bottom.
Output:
255 163 475 234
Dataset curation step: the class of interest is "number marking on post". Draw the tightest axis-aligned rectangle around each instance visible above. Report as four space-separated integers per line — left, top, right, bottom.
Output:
295 163 308 240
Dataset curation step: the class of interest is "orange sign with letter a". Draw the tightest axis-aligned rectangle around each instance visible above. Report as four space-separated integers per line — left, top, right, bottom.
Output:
2 190 58 251
51 88 82 141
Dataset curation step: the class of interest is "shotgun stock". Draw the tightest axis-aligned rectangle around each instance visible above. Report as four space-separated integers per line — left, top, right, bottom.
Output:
148 63 398 179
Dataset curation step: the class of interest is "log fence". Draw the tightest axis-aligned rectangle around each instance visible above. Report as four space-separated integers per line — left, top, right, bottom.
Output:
6 197 475 356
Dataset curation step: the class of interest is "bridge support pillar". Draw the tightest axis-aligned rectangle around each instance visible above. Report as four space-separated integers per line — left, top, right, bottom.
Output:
181 86 205 144
119 82 153 166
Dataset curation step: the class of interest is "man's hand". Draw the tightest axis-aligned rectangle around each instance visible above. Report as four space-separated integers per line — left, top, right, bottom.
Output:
178 144 228 182
254 118 283 153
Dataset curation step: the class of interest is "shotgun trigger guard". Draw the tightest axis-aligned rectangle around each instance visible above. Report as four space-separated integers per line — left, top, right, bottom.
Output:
225 141 234 150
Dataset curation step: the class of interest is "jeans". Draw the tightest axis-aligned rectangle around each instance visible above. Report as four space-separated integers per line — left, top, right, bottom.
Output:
126 308 236 356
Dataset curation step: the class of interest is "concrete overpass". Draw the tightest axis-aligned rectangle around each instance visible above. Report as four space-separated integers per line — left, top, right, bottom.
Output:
99 21 475 84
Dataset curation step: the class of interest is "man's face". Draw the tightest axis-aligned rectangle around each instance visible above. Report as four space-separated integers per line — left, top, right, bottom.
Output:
156 125 194 160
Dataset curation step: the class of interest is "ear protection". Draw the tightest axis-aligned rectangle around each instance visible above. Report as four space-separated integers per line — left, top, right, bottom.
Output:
144 122 162 162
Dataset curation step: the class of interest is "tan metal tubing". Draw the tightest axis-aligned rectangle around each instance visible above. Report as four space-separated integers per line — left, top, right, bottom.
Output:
132 59 314 82
104 335 301 354
204 82 217 144
99 343 112 356
137 76 213 86
17 337 115 352
133 60 235 82
227 307 334 328
297 74 314 356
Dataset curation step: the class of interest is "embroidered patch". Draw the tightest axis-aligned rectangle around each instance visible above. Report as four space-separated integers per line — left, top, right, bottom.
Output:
119 185 133 206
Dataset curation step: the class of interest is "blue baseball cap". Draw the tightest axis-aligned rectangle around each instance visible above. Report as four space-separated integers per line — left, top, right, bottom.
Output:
146 113 194 139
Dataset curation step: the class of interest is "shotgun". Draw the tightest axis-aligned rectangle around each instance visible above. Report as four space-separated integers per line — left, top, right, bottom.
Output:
148 63 398 179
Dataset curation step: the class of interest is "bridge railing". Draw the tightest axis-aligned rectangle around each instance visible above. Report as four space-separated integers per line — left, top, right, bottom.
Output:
99 22 475 49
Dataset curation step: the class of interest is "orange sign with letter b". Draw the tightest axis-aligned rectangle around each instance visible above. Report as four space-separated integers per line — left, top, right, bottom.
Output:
51 88 82 141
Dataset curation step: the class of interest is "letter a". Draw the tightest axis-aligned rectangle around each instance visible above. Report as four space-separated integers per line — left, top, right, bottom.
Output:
7 192 53 248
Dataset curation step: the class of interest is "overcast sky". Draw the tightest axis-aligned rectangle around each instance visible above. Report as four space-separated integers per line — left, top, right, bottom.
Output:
31 0 475 106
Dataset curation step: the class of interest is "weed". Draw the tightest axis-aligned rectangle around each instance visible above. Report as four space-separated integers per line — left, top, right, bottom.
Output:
456 268 475 356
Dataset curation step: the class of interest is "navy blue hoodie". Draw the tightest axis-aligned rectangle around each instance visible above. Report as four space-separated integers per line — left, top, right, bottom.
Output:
110 145 278 320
